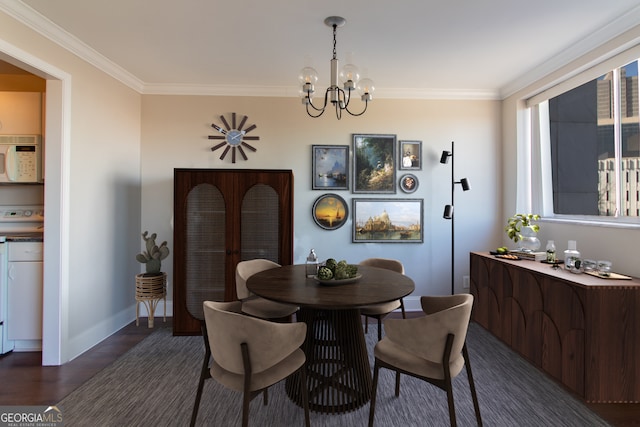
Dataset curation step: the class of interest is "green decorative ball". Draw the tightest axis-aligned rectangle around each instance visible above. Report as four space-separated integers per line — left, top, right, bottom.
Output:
317 266 334 280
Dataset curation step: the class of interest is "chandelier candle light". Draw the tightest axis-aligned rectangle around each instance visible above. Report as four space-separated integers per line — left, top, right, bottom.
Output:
299 16 374 119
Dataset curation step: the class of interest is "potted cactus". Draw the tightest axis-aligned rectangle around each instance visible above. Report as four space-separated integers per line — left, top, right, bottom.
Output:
135 231 169 327
136 231 170 276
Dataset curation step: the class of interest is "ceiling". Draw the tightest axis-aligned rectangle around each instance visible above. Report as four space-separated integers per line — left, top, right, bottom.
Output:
5 0 640 99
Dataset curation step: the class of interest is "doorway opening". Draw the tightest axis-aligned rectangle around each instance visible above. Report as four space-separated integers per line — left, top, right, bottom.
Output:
0 42 69 366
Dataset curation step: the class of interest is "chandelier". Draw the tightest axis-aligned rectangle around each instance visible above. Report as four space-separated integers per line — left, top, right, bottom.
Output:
299 16 374 119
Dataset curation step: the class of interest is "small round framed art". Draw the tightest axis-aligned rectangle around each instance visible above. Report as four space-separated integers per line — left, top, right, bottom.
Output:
399 174 419 193
312 194 349 230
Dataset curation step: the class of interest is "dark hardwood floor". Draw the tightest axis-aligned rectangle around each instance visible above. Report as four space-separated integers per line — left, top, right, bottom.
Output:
0 317 164 406
1 316 638 426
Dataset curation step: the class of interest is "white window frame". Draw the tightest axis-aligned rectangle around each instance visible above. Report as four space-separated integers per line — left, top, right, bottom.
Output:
522 45 640 229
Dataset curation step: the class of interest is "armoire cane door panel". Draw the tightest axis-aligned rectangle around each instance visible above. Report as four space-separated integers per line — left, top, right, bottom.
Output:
241 184 279 263
185 183 226 322
234 170 294 266
173 169 293 335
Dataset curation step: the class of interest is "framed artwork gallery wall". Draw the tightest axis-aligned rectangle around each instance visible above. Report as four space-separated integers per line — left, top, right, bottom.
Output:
311 134 424 244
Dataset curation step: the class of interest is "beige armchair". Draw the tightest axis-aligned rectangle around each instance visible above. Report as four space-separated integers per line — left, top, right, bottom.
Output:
236 259 298 319
359 258 406 340
190 259 298 425
368 294 482 427
195 300 310 427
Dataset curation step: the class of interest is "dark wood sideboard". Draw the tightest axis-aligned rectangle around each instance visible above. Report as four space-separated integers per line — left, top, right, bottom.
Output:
470 251 640 403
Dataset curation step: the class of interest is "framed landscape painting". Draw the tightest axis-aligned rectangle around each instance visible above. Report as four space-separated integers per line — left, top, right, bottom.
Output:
312 193 349 230
352 198 423 243
312 145 349 190
352 134 396 193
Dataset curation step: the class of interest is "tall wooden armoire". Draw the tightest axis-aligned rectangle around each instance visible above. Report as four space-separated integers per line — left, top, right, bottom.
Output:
173 169 294 335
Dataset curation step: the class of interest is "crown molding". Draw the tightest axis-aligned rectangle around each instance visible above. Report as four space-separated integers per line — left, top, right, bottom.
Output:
0 0 144 92
374 87 500 101
142 83 295 97
142 82 500 100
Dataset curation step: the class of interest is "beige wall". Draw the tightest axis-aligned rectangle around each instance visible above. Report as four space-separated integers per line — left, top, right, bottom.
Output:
0 11 142 363
141 95 502 304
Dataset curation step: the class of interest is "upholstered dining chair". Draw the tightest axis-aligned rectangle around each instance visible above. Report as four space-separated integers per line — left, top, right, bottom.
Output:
359 258 406 340
236 259 299 320
194 300 310 427
368 294 482 427
190 259 298 426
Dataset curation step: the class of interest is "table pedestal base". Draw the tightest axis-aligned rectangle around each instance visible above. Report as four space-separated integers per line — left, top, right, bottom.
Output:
286 307 372 414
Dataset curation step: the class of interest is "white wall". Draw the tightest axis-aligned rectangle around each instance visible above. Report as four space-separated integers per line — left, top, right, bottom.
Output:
141 96 502 307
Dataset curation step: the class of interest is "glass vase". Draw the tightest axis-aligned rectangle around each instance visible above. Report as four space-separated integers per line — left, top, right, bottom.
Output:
519 226 541 252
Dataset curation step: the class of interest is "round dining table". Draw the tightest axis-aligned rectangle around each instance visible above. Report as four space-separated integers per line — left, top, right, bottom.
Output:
246 264 415 414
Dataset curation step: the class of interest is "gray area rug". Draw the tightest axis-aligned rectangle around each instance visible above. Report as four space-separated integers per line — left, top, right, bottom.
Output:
58 322 609 426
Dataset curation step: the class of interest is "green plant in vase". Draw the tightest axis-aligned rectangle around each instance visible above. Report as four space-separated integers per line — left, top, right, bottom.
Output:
505 213 541 251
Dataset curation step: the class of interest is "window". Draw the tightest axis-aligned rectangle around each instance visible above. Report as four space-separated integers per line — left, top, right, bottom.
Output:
534 60 640 220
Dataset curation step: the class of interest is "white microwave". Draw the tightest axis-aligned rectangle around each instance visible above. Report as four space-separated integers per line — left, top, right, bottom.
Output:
0 135 43 184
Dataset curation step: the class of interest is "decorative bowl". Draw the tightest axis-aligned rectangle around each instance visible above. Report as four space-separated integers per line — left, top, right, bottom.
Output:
313 274 362 286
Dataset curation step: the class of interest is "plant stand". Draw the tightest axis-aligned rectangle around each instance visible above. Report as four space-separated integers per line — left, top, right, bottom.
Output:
135 273 166 328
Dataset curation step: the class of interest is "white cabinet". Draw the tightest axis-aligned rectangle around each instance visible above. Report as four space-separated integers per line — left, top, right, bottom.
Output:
7 241 43 350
